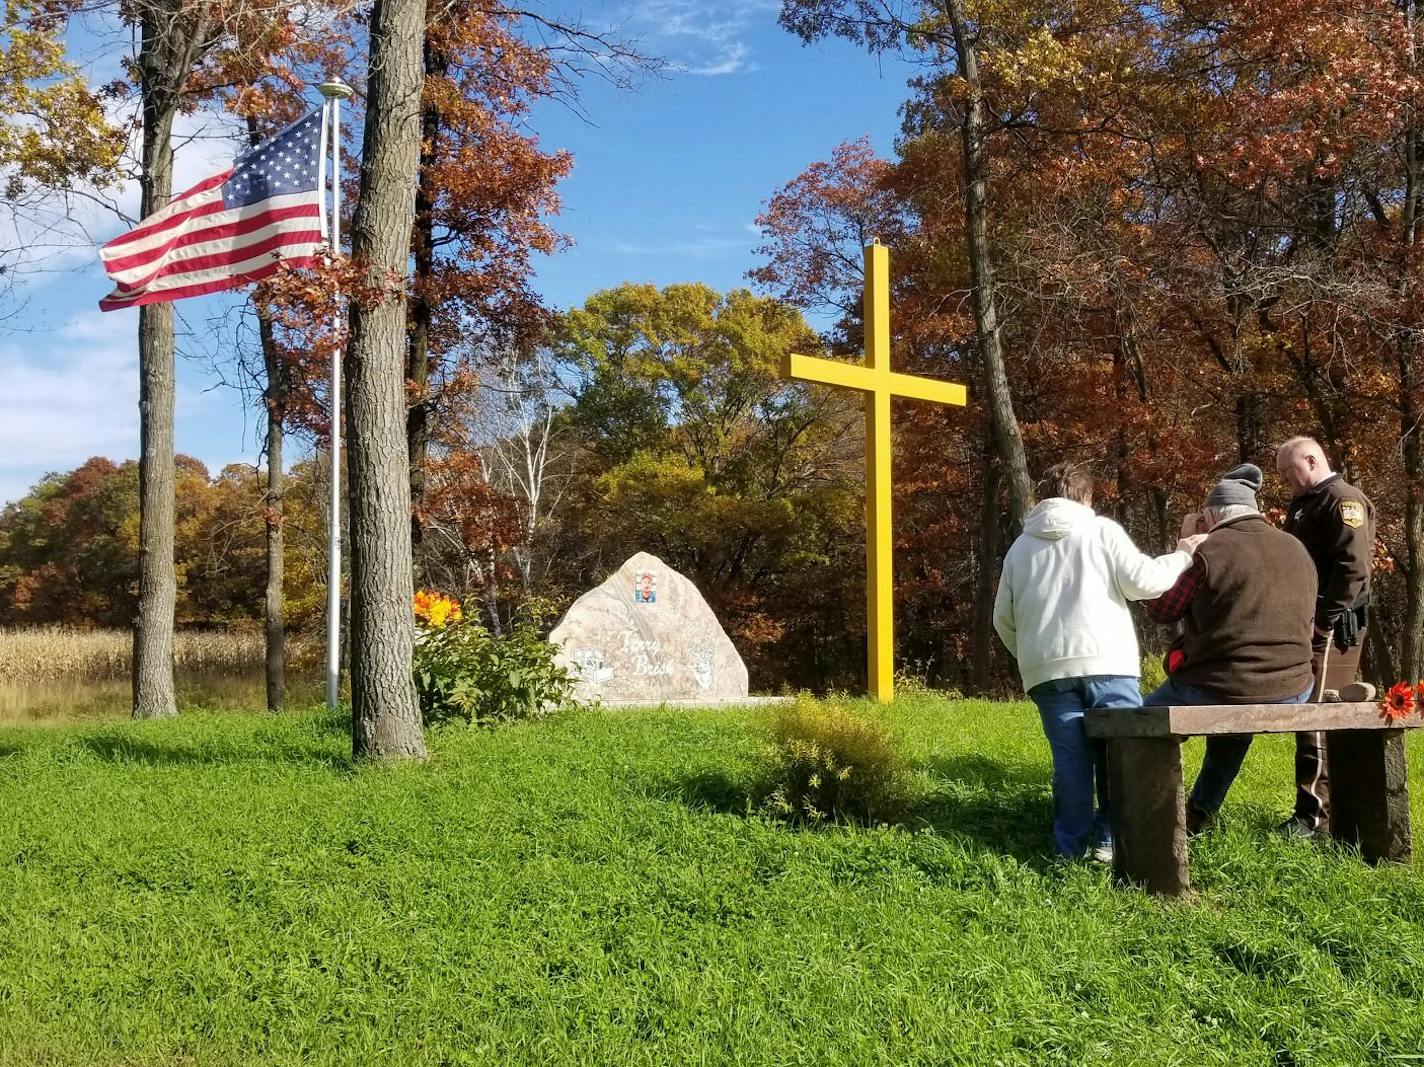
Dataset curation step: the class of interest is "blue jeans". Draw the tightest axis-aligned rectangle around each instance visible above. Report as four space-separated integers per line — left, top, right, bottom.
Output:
1028 675 1143 857
1142 678 1314 816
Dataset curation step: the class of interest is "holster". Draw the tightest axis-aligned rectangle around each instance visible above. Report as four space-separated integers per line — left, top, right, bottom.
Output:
1333 603 1367 652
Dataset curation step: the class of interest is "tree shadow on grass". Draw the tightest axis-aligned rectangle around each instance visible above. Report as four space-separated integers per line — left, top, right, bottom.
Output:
310 707 356 737
658 751 1058 866
906 753 1056 865
72 728 354 772
651 768 760 816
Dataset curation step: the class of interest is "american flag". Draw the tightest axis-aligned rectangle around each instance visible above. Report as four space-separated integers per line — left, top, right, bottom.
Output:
99 109 326 311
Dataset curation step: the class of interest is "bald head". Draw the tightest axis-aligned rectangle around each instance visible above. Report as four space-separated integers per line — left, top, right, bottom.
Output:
1276 436 1333 494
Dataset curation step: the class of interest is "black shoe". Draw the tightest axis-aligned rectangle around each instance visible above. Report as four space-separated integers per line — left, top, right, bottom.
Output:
1277 816 1317 840
1185 804 1215 837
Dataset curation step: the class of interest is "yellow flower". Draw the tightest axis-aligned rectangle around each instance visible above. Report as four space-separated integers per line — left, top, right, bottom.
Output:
413 589 462 628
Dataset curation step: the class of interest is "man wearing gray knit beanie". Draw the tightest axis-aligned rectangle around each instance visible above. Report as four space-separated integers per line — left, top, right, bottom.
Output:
1206 463 1264 511
1142 463 1319 834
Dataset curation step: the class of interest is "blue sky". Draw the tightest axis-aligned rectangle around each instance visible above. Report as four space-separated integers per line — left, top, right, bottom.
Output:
0 2 918 505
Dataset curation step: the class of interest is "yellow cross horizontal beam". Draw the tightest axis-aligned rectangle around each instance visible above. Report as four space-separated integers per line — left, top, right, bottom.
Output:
783 353 968 408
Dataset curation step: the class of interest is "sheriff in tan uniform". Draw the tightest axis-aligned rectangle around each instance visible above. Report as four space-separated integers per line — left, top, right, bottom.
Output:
1276 436 1375 837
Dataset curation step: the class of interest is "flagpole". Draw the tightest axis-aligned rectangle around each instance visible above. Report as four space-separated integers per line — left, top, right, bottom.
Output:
318 77 354 710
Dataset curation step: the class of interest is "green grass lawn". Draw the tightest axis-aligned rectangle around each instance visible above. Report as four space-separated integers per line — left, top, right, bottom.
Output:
2 696 1423 1065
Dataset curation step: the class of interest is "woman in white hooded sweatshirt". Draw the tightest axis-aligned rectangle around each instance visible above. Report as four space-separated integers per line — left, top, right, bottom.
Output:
993 463 1205 861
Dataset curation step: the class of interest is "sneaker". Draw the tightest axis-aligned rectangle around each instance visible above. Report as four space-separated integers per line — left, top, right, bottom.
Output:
1277 816 1318 840
1185 804 1215 838
1090 842 1114 865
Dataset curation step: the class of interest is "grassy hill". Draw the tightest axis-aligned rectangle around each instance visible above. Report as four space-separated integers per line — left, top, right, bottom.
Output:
1 696 1421 1065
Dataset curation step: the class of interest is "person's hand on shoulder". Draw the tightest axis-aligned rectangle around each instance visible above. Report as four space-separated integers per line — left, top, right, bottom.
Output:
1177 533 1208 554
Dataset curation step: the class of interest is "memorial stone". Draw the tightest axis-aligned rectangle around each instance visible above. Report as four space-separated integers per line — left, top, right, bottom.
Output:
549 552 749 704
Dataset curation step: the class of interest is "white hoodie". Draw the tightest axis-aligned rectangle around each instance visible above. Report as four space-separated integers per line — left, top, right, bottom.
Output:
993 498 1193 692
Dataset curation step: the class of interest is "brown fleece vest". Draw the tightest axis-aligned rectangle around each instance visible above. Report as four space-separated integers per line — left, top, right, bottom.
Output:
1171 515 1317 703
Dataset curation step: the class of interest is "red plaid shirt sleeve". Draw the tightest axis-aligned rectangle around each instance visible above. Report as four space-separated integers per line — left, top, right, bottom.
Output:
1143 555 1205 624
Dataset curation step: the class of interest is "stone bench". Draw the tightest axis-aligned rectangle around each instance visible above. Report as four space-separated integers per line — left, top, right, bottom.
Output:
1084 690 1419 897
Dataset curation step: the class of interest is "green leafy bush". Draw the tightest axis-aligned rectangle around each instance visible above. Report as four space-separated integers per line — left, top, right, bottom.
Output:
412 620 574 727
757 694 910 824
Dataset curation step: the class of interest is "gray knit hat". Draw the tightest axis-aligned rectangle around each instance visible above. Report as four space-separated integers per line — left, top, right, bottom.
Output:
1205 463 1263 509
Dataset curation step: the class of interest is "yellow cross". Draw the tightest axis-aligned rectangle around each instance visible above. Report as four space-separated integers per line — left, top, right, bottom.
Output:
783 240 968 702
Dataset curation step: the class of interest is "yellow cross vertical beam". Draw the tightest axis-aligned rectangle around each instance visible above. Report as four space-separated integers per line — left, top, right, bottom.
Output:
782 241 968 703
864 241 894 703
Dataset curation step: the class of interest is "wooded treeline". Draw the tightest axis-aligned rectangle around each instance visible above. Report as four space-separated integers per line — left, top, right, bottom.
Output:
4 0 1424 698
758 0 1424 689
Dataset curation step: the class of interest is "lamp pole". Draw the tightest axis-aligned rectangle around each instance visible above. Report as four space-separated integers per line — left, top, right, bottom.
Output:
318 77 354 710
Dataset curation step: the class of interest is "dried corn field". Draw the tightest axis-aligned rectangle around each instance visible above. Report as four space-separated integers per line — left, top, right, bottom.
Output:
0 628 269 683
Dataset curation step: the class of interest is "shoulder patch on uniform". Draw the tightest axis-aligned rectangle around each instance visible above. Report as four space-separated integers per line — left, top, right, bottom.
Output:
1340 499 1365 529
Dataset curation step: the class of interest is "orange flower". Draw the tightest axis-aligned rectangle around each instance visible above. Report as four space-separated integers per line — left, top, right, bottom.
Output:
1380 681 1415 723
413 589 461 628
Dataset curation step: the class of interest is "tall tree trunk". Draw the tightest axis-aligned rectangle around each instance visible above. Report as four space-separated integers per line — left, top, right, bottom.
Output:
1111 336 1131 525
1117 310 1172 550
944 0 1034 526
481 548 502 636
406 41 446 578
1400 352 1424 679
131 13 182 720
260 309 286 712
970 453 1000 693
1397 9 1422 679
1235 390 1267 464
347 0 429 760
249 115 287 713
1280 325 1345 462
1364 608 1399 687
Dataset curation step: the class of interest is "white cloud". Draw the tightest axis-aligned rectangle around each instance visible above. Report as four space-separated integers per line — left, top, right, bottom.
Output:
0 17 309 503
4 104 250 295
620 0 778 77
686 41 751 76
0 311 138 502
610 233 752 257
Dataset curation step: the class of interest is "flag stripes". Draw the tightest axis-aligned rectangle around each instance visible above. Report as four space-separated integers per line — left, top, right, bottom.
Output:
98 108 326 312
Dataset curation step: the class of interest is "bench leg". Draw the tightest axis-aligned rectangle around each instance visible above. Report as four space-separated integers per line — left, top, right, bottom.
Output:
1326 729 1411 864
1106 737 1190 896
